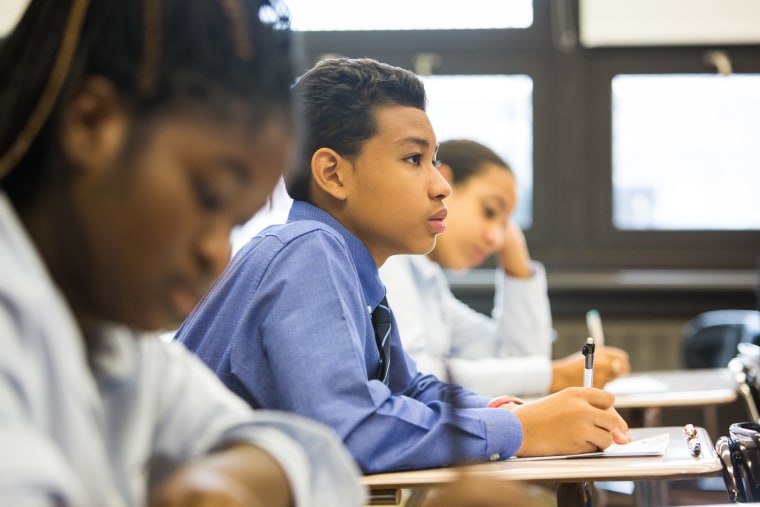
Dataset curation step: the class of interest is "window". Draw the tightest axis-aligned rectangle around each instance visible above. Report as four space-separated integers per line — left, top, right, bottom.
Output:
0 0 28 36
287 0 532 31
612 74 760 231
422 74 534 226
287 0 760 270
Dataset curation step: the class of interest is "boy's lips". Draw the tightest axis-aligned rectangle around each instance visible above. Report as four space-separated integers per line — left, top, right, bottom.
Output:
428 208 448 234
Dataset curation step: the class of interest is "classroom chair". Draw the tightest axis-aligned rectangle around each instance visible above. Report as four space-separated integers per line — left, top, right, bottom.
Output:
728 342 760 423
716 421 760 503
681 309 760 370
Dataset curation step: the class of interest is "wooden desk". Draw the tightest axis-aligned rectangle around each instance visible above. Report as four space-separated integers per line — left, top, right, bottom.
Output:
363 426 721 507
606 368 737 409
605 368 738 432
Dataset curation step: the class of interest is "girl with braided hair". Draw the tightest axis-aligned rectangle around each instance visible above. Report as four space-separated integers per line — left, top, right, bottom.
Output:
0 1 364 506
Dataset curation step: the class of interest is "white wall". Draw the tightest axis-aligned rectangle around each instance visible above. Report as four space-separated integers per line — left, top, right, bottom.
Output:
580 0 760 47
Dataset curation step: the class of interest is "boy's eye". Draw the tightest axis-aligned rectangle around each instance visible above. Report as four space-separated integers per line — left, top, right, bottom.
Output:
484 206 497 219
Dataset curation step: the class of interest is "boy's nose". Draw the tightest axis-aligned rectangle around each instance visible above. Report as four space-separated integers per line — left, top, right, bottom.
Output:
431 166 452 200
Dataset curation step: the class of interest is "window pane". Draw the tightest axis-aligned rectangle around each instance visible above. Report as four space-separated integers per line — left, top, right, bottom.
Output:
0 0 28 36
612 74 760 230
286 0 532 31
422 75 534 227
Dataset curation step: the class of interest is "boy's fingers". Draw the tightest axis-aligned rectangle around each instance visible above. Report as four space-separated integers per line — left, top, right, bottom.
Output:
612 428 632 444
582 386 616 409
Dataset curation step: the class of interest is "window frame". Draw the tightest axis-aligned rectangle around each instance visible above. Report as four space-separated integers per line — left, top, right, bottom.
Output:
290 0 760 272
580 46 760 270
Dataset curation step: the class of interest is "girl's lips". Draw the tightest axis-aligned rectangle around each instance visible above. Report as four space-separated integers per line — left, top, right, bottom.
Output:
472 251 487 266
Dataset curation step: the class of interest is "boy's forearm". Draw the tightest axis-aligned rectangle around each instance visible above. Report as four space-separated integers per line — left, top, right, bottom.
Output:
149 443 293 507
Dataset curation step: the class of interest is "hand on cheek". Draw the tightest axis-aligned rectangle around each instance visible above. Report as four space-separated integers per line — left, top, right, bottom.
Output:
496 221 532 279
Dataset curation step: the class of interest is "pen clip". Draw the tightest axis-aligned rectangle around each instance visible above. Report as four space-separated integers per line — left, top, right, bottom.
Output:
582 337 595 369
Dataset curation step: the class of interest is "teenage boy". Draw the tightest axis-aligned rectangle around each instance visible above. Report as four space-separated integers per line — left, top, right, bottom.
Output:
176 57 630 473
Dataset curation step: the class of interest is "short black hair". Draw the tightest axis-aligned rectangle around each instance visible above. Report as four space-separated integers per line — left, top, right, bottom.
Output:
287 57 427 202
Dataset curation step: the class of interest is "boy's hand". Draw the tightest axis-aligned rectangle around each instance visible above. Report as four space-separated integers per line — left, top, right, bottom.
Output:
496 221 532 279
512 387 631 457
148 444 292 507
549 346 631 392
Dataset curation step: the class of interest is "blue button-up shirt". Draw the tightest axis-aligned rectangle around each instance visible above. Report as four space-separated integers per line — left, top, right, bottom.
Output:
176 201 523 473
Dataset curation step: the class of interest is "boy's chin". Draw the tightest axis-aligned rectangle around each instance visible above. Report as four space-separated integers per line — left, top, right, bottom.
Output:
412 238 438 256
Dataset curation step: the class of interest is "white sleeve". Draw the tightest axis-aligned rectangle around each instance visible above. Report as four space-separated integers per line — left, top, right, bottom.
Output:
447 355 552 397
442 290 553 396
382 257 554 396
0 308 88 507
152 342 367 507
492 261 554 358
380 256 447 380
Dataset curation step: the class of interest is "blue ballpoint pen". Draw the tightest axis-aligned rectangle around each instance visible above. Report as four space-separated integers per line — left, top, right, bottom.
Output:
582 337 595 388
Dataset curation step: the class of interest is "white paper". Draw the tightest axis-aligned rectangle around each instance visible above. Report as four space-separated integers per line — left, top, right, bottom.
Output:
604 375 669 395
511 433 670 461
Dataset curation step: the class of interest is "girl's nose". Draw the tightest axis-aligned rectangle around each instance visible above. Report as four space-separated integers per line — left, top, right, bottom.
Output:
484 223 505 250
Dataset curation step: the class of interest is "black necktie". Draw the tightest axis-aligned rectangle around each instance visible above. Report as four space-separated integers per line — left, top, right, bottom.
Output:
372 295 392 385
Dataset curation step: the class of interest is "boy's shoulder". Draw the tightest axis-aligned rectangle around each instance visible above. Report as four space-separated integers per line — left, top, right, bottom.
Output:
237 219 352 266
259 219 341 242
251 218 347 250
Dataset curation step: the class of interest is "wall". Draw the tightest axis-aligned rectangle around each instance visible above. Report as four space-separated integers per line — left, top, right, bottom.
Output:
0 0 28 37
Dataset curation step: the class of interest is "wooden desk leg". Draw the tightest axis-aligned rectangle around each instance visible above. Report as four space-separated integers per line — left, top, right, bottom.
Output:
557 482 592 507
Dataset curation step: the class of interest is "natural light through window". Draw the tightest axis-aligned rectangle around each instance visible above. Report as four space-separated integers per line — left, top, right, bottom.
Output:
612 74 760 231
286 0 532 31
422 75 534 227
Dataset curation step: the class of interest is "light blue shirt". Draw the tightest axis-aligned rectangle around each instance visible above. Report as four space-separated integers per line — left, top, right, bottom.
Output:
0 193 365 507
176 200 523 473
380 255 554 396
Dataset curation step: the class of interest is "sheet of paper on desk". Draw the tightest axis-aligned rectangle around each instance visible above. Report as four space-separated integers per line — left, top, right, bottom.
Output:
604 375 669 394
511 433 670 461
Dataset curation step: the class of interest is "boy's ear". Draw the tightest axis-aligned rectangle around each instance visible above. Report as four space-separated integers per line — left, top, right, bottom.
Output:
311 147 349 201
60 76 127 176
438 163 454 185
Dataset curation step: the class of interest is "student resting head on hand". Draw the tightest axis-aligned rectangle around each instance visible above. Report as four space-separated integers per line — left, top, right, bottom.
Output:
380 138 631 397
